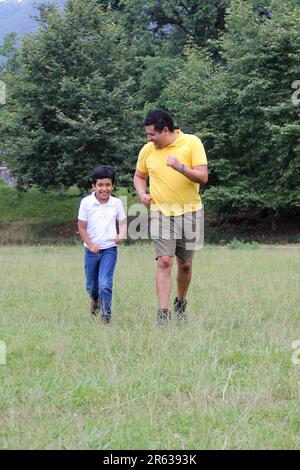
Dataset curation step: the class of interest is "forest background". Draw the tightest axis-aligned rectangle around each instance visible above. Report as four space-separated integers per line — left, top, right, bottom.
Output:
0 0 300 240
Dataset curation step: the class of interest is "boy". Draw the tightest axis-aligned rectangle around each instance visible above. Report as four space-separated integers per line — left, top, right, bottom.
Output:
78 166 127 324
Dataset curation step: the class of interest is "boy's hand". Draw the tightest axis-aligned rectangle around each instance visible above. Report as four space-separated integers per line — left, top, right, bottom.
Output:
114 235 124 245
89 243 101 253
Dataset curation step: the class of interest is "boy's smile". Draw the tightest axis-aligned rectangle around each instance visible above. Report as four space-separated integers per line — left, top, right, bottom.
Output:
92 178 114 204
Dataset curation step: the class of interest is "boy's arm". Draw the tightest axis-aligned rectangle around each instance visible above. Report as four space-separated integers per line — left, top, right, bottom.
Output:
78 219 101 253
114 218 127 244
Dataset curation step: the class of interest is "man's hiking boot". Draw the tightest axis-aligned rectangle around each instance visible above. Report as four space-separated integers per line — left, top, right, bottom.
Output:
90 299 100 317
157 308 171 327
174 297 187 322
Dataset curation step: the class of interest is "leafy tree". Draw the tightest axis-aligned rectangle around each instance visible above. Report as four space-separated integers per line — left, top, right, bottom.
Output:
162 0 300 216
0 33 22 165
0 33 21 75
1 0 300 223
136 55 185 111
1 0 140 191
99 0 231 58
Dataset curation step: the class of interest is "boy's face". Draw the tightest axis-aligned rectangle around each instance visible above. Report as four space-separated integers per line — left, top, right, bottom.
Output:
92 178 114 203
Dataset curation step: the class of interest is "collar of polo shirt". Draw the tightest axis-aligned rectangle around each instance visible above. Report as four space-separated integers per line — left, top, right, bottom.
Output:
92 192 114 206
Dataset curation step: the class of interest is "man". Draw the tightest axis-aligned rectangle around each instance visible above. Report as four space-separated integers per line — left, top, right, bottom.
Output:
134 108 208 326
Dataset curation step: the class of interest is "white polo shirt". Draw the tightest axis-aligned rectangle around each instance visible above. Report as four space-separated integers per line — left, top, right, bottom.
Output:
78 193 126 249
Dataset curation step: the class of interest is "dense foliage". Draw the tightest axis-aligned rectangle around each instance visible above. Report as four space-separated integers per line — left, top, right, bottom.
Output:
0 0 299 216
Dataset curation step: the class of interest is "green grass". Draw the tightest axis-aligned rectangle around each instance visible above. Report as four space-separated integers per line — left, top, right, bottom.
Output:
1 245 300 449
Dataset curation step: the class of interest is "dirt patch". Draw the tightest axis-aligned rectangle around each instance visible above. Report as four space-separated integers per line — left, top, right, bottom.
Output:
204 211 300 243
0 220 79 245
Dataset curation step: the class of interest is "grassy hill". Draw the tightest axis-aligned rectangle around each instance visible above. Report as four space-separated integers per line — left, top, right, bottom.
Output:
0 179 81 244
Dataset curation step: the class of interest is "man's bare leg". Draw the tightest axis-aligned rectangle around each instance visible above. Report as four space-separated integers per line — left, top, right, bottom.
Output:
156 256 174 309
176 257 192 301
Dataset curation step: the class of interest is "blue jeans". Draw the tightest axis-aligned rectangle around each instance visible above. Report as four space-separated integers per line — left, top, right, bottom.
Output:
84 246 117 317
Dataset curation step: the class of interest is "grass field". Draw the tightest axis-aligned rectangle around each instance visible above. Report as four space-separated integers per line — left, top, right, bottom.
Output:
1 244 300 449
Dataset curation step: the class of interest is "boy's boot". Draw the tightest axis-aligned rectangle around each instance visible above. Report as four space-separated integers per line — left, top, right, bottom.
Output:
99 296 111 324
101 315 111 325
174 297 187 322
90 298 100 317
157 308 171 327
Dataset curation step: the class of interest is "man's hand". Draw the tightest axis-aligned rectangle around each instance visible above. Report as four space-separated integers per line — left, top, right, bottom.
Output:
167 155 180 171
89 243 101 253
139 192 152 207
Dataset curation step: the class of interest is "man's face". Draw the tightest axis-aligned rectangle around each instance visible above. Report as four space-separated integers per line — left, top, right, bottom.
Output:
92 178 114 203
145 125 168 149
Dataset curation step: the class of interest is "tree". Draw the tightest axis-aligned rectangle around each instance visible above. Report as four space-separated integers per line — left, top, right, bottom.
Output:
0 33 20 75
1 0 140 191
119 0 230 52
162 0 300 215
2 0 300 218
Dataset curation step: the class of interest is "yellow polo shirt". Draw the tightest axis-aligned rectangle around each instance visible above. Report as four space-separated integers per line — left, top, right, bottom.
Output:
136 130 207 216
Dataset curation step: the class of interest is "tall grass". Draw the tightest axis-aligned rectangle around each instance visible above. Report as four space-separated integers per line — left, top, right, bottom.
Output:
0 245 300 449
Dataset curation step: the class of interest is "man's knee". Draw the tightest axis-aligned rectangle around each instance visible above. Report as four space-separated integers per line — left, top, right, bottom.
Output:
157 256 173 270
178 259 192 273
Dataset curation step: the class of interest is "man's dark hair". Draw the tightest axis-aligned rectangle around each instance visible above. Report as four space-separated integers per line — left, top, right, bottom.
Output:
144 108 175 132
92 165 115 185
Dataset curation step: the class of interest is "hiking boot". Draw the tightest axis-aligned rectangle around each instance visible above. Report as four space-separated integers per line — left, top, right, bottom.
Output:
90 299 100 317
174 297 187 322
157 308 171 327
101 315 111 325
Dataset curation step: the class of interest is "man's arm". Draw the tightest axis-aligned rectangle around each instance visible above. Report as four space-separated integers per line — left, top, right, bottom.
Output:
78 220 101 253
166 157 208 184
133 170 152 206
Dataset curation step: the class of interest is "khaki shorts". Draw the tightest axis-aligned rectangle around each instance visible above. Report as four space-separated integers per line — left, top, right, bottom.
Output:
150 210 203 261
